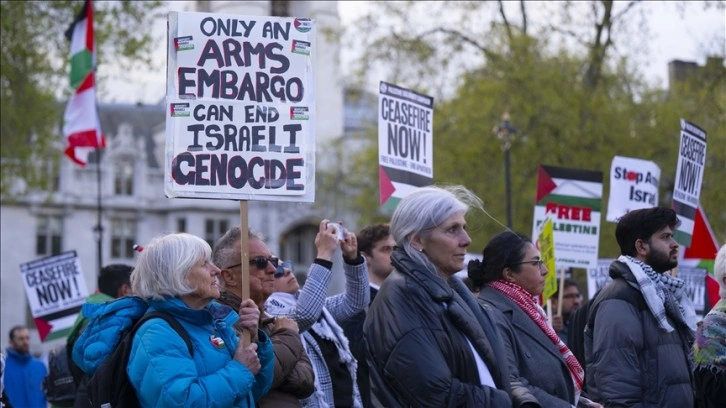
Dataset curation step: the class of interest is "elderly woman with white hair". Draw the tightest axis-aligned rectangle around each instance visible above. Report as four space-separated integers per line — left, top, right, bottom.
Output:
363 185 538 407
73 233 274 407
693 244 726 408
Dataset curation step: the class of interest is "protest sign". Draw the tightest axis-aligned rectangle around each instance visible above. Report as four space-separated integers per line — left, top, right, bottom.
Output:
681 206 720 310
587 258 708 317
532 165 603 269
378 81 433 211
672 119 707 246
164 12 316 202
679 265 708 317
20 251 89 342
606 156 660 222
538 218 557 305
586 258 614 299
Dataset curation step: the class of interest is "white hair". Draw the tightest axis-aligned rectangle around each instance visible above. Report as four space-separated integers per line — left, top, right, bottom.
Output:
715 244 726 299
390 185 482 276
131 233 211 300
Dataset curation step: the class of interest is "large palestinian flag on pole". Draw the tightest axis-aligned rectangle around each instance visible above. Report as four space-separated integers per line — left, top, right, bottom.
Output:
680 206 720 311
63 0 105 166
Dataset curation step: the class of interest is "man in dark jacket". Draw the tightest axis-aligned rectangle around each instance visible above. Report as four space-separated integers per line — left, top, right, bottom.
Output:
67 263 133 408
214 227 314 407
585 207 696 407
341 223 395 408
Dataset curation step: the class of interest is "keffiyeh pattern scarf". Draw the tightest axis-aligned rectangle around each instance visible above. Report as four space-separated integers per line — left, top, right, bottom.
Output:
618 255 697 332
489 280 584 396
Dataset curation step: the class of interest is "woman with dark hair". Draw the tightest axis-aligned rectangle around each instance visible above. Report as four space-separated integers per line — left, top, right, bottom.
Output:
364 186 538 407
469 231 600 408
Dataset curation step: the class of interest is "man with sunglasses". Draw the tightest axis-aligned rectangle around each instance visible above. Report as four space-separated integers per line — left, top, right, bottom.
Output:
265 219 369 408
213 228 315 407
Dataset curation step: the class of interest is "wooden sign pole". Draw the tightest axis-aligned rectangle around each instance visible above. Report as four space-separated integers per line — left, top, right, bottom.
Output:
557 270 565 316
240 200 251 346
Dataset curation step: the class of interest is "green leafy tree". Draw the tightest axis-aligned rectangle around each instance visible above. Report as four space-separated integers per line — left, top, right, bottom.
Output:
336 0 725 253
0 0 163 197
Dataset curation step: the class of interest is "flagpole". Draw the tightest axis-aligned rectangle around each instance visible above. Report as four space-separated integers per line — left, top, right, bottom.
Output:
94 145 103 273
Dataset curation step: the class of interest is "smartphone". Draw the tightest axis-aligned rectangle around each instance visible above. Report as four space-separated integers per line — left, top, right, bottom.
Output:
327 222 346 241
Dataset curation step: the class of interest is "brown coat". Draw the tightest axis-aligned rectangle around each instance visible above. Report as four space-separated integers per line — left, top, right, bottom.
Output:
218 291 315 407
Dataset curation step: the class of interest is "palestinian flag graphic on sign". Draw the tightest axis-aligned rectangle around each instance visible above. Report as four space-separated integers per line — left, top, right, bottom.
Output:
531 165 603 269
20 251 89 342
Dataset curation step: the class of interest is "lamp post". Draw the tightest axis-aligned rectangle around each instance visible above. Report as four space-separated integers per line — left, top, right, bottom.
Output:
493 112 517 228
93 224 103 273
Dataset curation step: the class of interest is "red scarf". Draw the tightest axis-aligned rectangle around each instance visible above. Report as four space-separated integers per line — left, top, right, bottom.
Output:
489 280 584 395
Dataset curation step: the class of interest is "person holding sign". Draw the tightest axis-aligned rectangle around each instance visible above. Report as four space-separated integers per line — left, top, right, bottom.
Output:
213 227 315 407
468 231 595 408
363 186 534 407
74 233 274 407
585 208 696 408
549 279 583 346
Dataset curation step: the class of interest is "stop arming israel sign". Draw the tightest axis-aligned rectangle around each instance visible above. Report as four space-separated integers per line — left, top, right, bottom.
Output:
165 12 316 202
606 156 660 222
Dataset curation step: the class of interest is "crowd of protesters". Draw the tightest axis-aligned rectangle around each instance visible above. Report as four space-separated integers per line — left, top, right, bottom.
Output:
4 185 725 408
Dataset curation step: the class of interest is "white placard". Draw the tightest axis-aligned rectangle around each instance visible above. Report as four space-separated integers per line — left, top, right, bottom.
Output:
20 251 89 341
165 12 316 202
377 81 433 210
606 156 660 222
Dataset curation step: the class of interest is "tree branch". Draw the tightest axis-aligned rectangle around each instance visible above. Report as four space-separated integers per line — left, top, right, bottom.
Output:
585 0 614 89
612 0 641 22
412 27 500 61
520 0 528 35
498 0 514 42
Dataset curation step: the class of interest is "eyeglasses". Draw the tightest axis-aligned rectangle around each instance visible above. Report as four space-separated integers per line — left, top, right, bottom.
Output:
226 256 279 271
510 259 546 269
275 261 293 278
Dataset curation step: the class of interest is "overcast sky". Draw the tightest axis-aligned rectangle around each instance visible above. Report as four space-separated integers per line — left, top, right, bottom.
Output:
100 1 725 104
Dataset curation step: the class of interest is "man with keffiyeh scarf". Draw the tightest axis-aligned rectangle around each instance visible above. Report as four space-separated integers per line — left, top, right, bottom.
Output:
585 207 696 407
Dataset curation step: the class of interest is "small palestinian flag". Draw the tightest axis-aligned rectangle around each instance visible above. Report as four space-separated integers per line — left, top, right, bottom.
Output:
210 335 225 349
63 0 105 166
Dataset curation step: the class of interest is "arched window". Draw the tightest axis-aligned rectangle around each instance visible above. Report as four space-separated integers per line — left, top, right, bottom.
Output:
113 159 134 196
36 215 63 256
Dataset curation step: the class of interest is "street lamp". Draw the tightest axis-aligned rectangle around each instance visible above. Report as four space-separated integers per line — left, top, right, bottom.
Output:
493 112 517 228
93 224 103 273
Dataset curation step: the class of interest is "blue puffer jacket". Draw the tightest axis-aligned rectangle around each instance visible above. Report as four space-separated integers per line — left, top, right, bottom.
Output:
73 296 149 376
73 296 274 407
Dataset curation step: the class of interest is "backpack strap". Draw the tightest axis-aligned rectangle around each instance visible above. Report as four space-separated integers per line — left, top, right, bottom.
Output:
134 311 194 356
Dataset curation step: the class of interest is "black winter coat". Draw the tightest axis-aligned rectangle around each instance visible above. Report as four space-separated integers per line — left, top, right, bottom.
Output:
340 286 378 408
584 261 695 408
363 248 539 407
478 287 576 408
